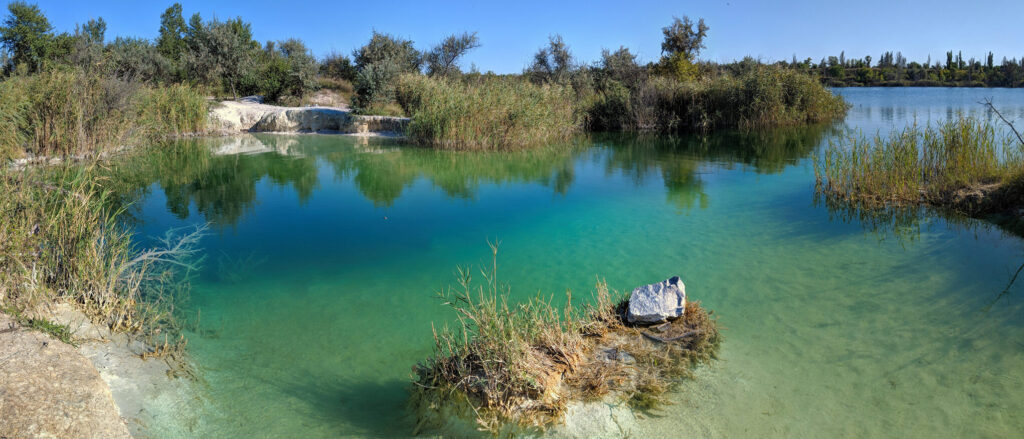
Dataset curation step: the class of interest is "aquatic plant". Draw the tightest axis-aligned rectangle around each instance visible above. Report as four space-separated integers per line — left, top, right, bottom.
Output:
815 115 1024 217
410 243 720 433
396 74 581 150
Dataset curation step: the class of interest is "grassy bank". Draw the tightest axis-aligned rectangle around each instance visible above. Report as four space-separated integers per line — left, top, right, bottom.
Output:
397 75 580 150
815 115 1024 217
411 245 719 433
0 68 207 162
0 164 204 352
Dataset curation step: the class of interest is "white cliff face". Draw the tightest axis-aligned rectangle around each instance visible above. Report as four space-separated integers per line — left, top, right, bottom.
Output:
207 98 408 136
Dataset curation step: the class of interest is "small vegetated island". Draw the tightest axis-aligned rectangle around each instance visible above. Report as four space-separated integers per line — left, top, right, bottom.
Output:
0 1 859 436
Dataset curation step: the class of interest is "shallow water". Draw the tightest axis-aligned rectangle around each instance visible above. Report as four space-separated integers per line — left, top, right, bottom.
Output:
124 88 1024 438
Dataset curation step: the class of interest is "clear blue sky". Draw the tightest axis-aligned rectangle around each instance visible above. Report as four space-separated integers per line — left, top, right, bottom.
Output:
9 0 1024 73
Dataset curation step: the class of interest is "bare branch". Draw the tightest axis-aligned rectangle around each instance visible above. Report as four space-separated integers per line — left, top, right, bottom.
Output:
981 98 1024 146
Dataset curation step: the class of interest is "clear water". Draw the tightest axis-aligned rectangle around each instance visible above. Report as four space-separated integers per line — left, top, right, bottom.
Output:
124 88 1024 438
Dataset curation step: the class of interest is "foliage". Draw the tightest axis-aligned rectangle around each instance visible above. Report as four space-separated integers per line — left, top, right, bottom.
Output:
661 15 708 59
815 115 1024 214
0 68 207 161
0 1 53 72
526 34 575 84
320 50 357 82
352 31 421 73
157 2 187 62
0 165 205 349
584 63 848 133
397 74 580 150
424 31 480 77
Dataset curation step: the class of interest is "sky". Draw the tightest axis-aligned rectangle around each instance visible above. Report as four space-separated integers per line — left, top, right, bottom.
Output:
8 0 1024 73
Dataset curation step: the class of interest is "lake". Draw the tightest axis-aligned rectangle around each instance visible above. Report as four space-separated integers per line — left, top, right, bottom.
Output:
124 87 1024 438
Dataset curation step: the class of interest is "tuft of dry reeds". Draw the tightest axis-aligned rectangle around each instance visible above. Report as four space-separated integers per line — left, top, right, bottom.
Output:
411 243 720 434
0 164 205 352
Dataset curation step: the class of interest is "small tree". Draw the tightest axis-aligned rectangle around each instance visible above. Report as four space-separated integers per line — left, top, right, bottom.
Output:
157 3 187 62
661 15 708 59
526 34 574 84
598 46 644 86
424 31 480 77
0 1 53 72
352 31 420 72
321 51 356 82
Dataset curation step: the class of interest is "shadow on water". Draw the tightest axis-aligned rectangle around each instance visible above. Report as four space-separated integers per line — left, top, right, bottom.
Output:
270 373 414 437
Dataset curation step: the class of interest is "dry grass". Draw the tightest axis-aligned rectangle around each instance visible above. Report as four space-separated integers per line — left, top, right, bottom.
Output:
0 164 205 352
411 243 720 434
0 68 208 162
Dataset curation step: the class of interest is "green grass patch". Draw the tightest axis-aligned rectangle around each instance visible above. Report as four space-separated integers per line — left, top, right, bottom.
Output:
1 305 77 346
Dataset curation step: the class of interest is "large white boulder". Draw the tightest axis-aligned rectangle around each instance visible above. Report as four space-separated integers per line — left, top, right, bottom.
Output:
627 276 687 324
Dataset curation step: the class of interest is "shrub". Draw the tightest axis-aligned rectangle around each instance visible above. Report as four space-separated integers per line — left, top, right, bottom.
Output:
582 64 848 133
0 68 208 160
397 74 581 150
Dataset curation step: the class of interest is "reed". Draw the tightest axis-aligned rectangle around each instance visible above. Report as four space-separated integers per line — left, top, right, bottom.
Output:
0 164 205 351
411 243 719 433
0 68 208 162
397 75 581 150
815 115 1023 214
585 64 848 133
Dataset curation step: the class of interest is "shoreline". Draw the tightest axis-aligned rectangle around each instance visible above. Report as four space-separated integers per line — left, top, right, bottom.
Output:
0 303 205 438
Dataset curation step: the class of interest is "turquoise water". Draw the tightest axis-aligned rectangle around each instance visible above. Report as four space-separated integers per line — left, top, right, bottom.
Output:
126 88 1024 438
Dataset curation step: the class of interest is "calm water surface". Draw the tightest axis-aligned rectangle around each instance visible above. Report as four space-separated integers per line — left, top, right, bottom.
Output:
124 88 1024 438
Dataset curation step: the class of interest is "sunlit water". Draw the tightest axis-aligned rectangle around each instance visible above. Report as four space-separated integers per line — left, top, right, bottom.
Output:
122 88 1024 438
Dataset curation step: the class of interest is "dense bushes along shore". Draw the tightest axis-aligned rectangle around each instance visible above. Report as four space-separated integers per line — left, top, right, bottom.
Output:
2 3 847 154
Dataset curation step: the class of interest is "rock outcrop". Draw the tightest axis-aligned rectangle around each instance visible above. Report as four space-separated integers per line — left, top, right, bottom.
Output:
207 97 408 136
627 276 687 324
0 313 132 439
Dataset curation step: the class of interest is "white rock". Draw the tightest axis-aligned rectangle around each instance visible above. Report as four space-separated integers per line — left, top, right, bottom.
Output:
627 276 687 324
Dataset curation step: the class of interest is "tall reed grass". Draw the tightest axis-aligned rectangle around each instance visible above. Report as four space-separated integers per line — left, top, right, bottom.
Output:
0 164 205 351
0 69 208 162
585 64 849 133
397 75 581 150
815 115 1023 213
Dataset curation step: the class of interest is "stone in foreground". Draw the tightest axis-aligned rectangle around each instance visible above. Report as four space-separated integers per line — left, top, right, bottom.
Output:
627 276 687 324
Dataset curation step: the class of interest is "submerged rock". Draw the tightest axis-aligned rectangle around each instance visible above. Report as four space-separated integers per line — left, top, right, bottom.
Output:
627 276 687 324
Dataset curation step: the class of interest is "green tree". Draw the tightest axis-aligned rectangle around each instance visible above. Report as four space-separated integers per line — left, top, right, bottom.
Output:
352 31 420 72
320 51 356 82
0 1 53 72
526 34 574 84
661 15 708 59
157 3 187 61
424 31 480 77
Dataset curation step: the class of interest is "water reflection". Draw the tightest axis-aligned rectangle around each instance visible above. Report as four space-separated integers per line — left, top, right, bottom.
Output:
111 124 835 228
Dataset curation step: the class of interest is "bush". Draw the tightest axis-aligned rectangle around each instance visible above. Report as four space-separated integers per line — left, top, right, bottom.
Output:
0 68 207 161
397 74 581 150
582 64 848 133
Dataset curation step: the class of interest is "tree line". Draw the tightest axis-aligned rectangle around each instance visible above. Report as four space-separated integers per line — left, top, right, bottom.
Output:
786 50 1024 87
